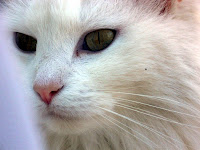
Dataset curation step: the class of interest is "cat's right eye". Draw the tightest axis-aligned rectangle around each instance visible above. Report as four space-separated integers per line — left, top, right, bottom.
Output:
15 32 37 53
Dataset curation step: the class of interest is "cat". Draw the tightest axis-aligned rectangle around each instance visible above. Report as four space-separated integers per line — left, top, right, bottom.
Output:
1 0 200 149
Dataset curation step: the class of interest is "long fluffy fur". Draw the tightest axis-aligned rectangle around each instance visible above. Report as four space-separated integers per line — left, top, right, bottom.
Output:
1 0 200 149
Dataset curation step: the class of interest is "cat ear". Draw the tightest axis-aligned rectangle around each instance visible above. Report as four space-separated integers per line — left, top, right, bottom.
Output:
163 0 199 21
160 0 172 14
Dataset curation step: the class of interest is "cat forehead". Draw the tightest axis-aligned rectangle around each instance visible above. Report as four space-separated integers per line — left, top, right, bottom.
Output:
5 0 130 16
29 0 130 19
4 0 133 34
32 0 81 18
4 0 132 19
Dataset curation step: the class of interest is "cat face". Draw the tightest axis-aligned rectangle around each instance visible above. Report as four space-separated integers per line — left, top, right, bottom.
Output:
1 0 200 136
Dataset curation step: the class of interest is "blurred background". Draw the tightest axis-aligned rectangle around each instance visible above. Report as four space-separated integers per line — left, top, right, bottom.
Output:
0 15 44 150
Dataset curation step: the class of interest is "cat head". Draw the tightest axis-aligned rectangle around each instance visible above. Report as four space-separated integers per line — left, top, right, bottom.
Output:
1 0 200 135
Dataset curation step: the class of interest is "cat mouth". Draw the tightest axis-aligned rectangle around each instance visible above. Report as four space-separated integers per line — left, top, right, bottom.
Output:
44 107 88 122
46 111 82 121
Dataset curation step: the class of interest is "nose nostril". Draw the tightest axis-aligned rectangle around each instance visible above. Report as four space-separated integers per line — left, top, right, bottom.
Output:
50 90 59 97
51 91 57 94
34 84 64 105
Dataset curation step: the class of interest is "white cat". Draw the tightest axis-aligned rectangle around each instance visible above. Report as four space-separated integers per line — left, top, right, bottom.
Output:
1 0 200 149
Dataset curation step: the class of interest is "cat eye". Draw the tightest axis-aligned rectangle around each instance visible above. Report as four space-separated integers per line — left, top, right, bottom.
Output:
83 29 116 51
15 32 37 53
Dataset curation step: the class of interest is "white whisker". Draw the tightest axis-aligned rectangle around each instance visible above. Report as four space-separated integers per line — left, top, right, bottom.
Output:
114 97 200 119
98 114 158 149
97 90 200 114
113 102 200 129
96 106 191 149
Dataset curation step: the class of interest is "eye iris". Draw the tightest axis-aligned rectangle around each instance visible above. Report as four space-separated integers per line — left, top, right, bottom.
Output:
15 32 37 53
85 29 115 51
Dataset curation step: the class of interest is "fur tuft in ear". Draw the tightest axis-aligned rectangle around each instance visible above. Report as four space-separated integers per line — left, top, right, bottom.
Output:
160 0 173 14
135 0 173 16
169 0 199 21
142 0 199 21
156 0 199 22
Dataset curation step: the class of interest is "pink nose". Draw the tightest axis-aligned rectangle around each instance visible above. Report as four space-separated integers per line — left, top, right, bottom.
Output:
33 82 63 105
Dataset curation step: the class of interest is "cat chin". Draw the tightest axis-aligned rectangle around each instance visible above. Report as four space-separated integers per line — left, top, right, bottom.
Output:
41 115 100 135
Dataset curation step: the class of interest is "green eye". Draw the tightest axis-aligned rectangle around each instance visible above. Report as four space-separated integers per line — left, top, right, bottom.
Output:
83 29 116 51
15 32 37 53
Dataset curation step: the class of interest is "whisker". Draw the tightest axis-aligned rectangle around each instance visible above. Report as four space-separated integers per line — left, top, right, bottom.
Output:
98 114 158 149
115 97 200 119
113 102 200 129
103 113 159 148
97 90 200 114
96 106 191 149
103 91 187 106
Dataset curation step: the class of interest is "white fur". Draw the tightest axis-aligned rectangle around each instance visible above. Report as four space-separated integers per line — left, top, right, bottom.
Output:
1 0 200 149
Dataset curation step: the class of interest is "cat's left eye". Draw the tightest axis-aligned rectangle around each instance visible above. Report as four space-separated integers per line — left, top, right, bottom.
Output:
83 29 116 52
15 32 37 53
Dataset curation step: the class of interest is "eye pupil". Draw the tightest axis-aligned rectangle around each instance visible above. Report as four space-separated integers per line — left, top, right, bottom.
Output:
15 32 37 53
98 31 100 44
84 29 116 51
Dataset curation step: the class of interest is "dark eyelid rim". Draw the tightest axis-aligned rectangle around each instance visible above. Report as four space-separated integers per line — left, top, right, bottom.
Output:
15 32 37 40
